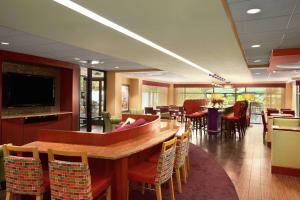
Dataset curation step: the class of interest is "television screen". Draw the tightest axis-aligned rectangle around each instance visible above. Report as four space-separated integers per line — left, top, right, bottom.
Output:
3 72 55 107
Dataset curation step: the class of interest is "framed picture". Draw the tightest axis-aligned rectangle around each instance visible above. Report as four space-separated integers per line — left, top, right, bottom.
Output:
121 85 129 112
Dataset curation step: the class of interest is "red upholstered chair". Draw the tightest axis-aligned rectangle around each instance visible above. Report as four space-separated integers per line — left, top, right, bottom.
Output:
261 111 268 142
221 101 248 138
3 145 50 200
48 149 111 200
128 137 177 200
183 99 208 134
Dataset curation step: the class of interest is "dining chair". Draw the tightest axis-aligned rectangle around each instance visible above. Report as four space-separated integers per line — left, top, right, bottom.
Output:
3 144 49 200
261 111 268 142
128 137 177 200
48 149 111 200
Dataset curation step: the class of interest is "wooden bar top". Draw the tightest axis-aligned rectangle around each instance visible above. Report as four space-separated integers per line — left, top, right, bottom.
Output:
2 111 73 119
24 120 182 160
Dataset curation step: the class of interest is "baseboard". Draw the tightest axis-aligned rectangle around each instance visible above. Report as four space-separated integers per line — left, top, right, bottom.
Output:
272 166 300 177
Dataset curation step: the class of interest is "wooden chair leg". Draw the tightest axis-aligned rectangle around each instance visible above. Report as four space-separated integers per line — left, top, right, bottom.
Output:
106 186 111 200
175 167 182 193
141 183 145 194
182 164 187 184
186 155 190 173
36 195 43 200
169 176 175 200
127 181 130 200
6 192 11 200
155 184 162 200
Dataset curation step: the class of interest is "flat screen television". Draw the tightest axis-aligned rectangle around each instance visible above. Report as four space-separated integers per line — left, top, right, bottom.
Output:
3 72 55 107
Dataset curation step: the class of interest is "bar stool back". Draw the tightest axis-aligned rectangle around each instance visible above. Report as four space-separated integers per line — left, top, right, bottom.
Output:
48 149 111 200
3 145 47 200
175 131 189 193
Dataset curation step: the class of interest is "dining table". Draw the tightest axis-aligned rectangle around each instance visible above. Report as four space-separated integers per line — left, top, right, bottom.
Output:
201 105 233 135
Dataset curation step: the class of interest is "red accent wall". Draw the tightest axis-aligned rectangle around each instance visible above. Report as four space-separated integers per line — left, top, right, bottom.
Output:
174 83 286 88
142 80 170 87
0 50 80 144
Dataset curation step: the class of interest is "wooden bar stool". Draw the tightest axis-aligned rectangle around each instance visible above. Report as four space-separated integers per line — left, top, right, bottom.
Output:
148 131 189 193
128 137 177 200
3 144 49 200
48 149 112 200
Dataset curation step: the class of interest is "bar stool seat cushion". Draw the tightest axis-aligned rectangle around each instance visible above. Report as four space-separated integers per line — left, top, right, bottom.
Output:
91 174 112 198
148 153 160 163
128 161 156 184
186 112 205 118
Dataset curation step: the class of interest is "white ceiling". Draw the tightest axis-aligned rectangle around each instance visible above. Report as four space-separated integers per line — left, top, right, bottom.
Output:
0 26 151 71
0 0 252 83
228 0 300 66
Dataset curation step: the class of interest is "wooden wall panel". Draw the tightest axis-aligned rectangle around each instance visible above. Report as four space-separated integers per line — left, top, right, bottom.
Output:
1 118 24 145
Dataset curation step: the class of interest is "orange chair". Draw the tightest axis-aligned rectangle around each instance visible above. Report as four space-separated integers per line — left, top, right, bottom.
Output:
48 149 111 200
3 145 49 200
128 137 177 200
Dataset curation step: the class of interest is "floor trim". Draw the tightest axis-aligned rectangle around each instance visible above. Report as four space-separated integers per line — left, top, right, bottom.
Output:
272 166 300 177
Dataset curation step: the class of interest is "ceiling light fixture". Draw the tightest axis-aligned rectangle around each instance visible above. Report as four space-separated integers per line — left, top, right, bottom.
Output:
74 57 80 60
79 60 87 64
251 44 261 48
1 42 9 45
253 59 261 63
255 72 261 75
53 0 214 76
91 60 100 64
272 70 277 73
114 66 119 69
247 8 261 14
99 61 104 64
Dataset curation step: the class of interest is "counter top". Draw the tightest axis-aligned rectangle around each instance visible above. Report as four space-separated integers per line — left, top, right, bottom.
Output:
2 111 73 119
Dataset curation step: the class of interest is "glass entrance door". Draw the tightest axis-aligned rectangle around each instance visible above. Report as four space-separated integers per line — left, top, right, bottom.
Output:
80 67 105 132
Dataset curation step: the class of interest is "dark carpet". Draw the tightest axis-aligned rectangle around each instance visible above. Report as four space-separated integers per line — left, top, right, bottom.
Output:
129 144 239 200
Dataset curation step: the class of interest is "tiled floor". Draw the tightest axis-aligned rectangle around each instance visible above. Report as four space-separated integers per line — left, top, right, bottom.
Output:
191 124 300 200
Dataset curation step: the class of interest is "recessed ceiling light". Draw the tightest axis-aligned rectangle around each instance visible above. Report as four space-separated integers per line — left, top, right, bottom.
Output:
253 59 261 63
99 61 104 64
53 0 214 76
1 42 9 45
74 57 80 60
79 60 87 64
114 66 119 69
272 70 277 73
247 8 261 14
255 72 261 75
91 60 100 64
251 44 261 48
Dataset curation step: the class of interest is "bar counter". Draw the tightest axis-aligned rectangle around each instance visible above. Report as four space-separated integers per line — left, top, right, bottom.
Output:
24 116 182 200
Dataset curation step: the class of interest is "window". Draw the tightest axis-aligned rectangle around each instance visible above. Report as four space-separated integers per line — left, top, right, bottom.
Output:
175 87 285 109
142 85 168 107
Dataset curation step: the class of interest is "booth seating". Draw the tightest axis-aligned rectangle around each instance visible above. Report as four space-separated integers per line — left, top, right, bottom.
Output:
128 137 177 200
221 101 248 138
48 149 112 200
281 109 295 116
3 145 50 200
267 108 279 116
183 99 208 134
144 107 157 115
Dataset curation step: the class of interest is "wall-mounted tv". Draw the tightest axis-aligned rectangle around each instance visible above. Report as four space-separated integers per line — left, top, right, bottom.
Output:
3 72 55 107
